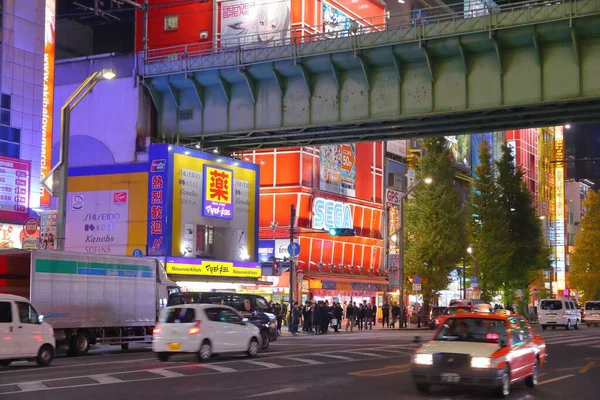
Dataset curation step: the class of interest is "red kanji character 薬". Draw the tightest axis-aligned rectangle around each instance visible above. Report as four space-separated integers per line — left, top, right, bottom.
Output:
151 205 163 220
151 175 164 190
151 220 163 235
151 190 163 204
209 170 229 202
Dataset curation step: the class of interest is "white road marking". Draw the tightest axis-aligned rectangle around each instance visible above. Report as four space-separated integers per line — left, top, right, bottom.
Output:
17 382 48 392
243 387 298 398
199 364 236 373
242 360 282 368
344 351 385 358
316 354 354 361
148 368 185 378
89 375 122 384
283 356 323 365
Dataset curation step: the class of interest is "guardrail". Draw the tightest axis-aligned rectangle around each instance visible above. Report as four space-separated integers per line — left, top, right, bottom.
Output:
141 0 600 76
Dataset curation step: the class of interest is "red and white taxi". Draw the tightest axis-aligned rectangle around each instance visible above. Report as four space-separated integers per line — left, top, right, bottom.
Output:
411 311 547 397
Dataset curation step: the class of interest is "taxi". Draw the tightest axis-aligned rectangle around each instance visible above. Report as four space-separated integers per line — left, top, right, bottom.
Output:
411 310 547 397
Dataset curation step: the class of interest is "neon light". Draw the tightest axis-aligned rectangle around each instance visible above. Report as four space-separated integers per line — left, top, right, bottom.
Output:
554 126 566 291
312 197 353 230
40 1 56 207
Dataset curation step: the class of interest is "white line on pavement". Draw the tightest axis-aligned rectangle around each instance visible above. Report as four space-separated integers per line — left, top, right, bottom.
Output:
89 375 122 384
148 369 185 378
198 364 237 373
243 388 299 398
242 360 283 369
283 356 323 365
17 382 48 392
315 354 354 361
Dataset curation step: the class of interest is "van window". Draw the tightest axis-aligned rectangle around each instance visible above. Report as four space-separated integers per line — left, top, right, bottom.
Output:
585 302 600 310
540 300 562 311
253 296 270 312
167 293 201 306
161 307 196 323
0 302 12 323
16 302 40 324
566 302 572 310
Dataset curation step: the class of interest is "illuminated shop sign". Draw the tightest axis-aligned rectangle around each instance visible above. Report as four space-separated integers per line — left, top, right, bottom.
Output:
554 126 566 291
202 165 233 220
312 197 353 231
166 257 261 278
40 0 56 207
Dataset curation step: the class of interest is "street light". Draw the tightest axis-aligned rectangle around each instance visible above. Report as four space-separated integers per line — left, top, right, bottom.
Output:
464 245 478 299
41 68 116 251
397 176 432 328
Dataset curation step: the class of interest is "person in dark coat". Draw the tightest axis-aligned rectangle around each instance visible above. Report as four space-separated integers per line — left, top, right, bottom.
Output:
333 303 343 332
382 301 390 328
313 302 322 334
320 301 330 334
391 303 400 328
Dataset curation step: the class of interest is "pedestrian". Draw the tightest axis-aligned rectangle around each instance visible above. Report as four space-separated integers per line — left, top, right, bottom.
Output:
313 302 322 334
345 302 355 332
275 303 283 335
366 303 374 330
320 301 330 334
391 303 400 328
382 301 390 328
358 304 366 330
333 303 343 332
291 302 301 336
302 301 312 333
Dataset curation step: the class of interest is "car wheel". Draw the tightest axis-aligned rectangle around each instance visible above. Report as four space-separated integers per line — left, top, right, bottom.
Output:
525 360 539 388
415 382 430 393
36 345 54 367
575 320 580 330
198 341 212 362
496 366 511 397
69 333 90 357
247 338 259 358
157 352 170 362
260 330 270 350
566 320 571 330
541 325 547 331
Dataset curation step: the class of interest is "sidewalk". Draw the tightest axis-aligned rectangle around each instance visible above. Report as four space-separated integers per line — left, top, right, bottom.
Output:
277 323 430 337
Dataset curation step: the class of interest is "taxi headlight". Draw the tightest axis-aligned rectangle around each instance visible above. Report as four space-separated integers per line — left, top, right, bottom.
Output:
471 357 493 369
413 353 433 365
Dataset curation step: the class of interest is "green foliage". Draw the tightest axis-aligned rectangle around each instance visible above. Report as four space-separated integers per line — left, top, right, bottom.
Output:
571 190 600 302
495 143 548 298
405 138 466 304
469 140 514 301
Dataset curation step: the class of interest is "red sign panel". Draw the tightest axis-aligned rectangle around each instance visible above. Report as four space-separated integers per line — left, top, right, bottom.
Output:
0 156 31 223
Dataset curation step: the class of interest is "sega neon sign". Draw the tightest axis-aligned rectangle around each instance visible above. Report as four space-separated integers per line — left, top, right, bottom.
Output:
312 197 353 230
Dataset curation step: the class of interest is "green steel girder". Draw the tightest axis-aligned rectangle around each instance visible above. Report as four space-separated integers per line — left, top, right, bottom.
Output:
218 74 231 103
240 68 257 104
390 49 403 82
420 42 434 83
298 62 312 97
166 79 180 108
357 53 372 90
143 81 162 110
272 64 285 97
188 75 205 108
457 38 468 75
330 55 341 91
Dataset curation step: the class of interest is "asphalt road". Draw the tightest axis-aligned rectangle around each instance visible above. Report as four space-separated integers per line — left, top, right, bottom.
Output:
1 325 599 399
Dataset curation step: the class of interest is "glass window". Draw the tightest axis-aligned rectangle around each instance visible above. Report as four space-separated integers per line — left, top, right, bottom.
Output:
1 94 10 110
253 296 270 312
16 302 40 324
204 307 222 322
540 300 562 310
434 318 508 343
0 302 12 323
0 141 19 158
445 306 471 315
219 309 243 324
585 302 600 310
167 292 201 306
160 307 195 323
517 318 533 341
0 110 10 125
164 15 178 31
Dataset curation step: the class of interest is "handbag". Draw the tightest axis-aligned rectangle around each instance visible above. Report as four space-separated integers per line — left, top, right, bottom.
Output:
331 318 338 326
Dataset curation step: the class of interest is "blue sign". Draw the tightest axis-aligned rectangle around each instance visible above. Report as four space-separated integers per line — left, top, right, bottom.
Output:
288 242 301 257
132 248 144 258
322 281 337 290
258 240 275 262
470 276 478 284
147 145 170 257
413 275 422 284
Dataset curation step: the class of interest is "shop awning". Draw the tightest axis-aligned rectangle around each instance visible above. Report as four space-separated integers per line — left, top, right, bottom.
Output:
302 273 388 285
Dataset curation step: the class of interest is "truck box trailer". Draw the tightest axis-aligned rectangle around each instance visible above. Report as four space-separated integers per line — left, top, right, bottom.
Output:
0 249 179 356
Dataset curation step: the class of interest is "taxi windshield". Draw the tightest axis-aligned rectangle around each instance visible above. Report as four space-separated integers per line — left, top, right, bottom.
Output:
435 317 508 343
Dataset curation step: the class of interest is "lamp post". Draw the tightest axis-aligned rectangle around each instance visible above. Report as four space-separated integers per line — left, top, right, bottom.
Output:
41 69 116 251
398 176 432 329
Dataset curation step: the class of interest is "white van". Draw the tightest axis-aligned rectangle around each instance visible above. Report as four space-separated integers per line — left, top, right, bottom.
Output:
539 298 581 330
0 294 56 367
584 301 600 327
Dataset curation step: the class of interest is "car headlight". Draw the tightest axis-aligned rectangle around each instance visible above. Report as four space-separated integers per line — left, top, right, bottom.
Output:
413 353 433 365
471 357 492 369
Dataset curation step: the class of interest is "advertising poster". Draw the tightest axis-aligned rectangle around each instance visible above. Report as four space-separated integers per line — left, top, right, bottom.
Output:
445 135 470 170
322 1 365 38
40 210 58 250
220 0 291 48
0 156 31 223
471 132 496 171
387 140 407 158
148 146 169 257
171 150 259 262
65 190 130 255
319 144 356 197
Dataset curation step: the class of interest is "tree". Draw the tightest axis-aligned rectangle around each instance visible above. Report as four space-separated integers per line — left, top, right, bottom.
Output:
469 140 514 302
495 143 548 305
570 190 600 301
404 138 466 305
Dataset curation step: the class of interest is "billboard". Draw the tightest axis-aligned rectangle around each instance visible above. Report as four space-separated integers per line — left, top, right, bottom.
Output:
219 0 291 48
40 210 58 250
148 147 169 257
387 140 407 158
554 126 566 291
0 156 31 223
471 132 497 170
171 150 259 262
445 135 471 171
323 1 366 38
319 144 356 197
166 257 261 278
40 0 56 208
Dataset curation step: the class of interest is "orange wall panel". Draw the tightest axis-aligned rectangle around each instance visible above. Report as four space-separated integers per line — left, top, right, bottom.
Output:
259 194 275 227
343 243 354 265
321 239 334 264
275 152 301 186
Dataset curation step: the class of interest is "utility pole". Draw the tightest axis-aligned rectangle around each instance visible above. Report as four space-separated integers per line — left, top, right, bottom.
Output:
289 204 296 327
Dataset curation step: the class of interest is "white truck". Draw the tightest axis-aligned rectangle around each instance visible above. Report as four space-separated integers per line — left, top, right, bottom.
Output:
0 249 179 356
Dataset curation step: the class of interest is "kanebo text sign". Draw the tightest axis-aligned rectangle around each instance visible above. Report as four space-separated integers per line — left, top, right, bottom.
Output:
312 197 353 230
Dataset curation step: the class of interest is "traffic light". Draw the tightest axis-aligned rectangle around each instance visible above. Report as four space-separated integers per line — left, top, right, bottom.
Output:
273 262 280 276
328 228 356 237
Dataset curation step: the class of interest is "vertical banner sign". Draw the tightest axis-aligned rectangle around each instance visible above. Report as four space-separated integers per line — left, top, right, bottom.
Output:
554 126 566 291
40 0 56 208
148 147 168 256
202 165 234 220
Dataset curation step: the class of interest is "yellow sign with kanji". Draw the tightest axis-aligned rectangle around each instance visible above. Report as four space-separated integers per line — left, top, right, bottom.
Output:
166 260 261 278
202 165 233 219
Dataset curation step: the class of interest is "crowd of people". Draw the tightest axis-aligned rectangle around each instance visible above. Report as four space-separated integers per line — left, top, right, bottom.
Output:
267 300 412 336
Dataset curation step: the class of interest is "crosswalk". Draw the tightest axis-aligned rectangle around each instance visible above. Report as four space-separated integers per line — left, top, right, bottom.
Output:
540 329 600 348
0 344 415 396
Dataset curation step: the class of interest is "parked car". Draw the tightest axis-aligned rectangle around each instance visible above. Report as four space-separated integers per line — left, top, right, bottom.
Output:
168 291 277 349
411 311 547 397
0 294 56 367
539 298 581 330
153 304 262 362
